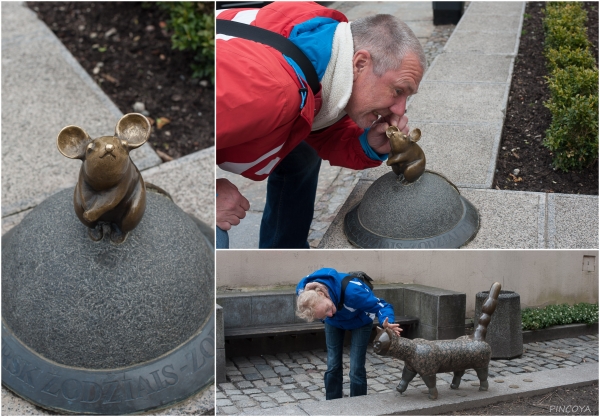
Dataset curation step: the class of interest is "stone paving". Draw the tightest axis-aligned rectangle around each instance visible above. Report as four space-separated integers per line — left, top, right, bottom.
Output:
216 335 599 415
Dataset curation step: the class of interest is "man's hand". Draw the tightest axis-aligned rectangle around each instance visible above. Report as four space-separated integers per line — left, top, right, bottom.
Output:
216 178 250 231
382 317 403 337
367 114 409 155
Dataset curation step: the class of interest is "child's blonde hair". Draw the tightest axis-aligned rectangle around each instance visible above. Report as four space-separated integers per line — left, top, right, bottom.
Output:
296 282 330 322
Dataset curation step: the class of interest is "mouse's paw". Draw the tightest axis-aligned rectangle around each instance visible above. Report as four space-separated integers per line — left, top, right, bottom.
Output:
88 224 103 241
110 226 128 244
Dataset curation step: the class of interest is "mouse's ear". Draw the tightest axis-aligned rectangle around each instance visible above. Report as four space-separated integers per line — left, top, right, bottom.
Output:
409 128 421 143
57 125 91 159
115 113 151 149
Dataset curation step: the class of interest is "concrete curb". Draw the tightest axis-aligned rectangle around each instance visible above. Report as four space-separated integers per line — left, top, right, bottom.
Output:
142 146 216 228
238 362 598 416
523 323 599 344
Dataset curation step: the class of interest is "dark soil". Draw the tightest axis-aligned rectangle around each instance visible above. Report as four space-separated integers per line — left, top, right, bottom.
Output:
492 2 598 195
440 383 599 416
27 2 214 160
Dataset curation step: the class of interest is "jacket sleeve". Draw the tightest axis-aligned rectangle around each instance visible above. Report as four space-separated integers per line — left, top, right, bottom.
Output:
216 41 303 152
305 116 385 170
344 282 396 324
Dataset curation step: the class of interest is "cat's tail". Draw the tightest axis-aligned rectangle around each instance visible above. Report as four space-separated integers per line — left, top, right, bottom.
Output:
473 282 502 342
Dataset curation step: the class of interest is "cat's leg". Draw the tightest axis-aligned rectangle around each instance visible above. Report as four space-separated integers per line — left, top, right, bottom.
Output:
421 374 438 400
474 367 489 391
396 366 417 394
450 370 465 389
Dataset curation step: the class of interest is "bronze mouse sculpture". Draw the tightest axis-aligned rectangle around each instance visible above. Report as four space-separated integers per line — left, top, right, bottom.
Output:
386 126 426 183
57 113 151 244
373 282 501 400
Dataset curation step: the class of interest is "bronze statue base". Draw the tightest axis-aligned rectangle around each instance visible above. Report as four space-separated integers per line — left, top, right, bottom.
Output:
344 171 479 249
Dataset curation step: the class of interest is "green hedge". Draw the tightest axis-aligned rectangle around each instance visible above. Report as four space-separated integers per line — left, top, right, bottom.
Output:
158 2 214 83
542 2 598 171
522 302 598 331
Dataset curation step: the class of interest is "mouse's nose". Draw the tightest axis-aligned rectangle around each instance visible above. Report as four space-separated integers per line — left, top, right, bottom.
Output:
105 144 114 153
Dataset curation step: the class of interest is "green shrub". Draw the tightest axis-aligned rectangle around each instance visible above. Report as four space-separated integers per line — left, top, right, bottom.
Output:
542 2 598 171
158 2 214 83
522 303 599 331
544 2 588 50
546 46 596 72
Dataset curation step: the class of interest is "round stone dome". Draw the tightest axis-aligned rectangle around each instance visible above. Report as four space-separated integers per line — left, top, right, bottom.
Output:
344 171 479 248
2 187 214 414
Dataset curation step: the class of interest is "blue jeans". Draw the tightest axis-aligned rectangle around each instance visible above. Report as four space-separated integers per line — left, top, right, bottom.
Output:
324 321 373 400
216 141 321 249
259 141 322 248
216 226 229 249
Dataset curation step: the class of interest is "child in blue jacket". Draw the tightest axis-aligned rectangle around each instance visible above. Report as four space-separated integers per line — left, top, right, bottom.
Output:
296 268 401 399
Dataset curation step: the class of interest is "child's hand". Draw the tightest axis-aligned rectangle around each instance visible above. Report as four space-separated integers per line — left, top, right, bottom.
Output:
382 317 403 337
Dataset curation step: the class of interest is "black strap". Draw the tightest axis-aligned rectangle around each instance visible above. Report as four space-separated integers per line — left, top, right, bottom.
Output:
337 272 374 311
216 19 320 95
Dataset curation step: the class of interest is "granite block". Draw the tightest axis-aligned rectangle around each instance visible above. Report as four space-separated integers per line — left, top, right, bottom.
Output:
438 293 466 328
252 294 295 326
464 2 524 16
409 83 508 125
456 14 522 32
444 31 519 55
217 304 225 349
459 189 544 249
219 296 253 329
547 194 599 249
373 287 405 316
426 54 513 84
217 348 227 384
142 147 215 228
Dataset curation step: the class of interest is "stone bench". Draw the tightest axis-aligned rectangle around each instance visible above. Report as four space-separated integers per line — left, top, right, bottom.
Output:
224 316 420 339
216 283 466 380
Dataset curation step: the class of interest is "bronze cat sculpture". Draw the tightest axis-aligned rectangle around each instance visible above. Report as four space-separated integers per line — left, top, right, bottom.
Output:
57 113 151 244
373 282 501 400
386 126 426 183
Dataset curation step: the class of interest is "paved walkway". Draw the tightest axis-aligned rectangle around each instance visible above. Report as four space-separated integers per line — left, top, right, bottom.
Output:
1 2 214 415
216 334 599 415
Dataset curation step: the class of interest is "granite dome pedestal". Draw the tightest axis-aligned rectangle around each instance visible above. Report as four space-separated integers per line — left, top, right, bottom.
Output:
344 171 480 248
2 187 215 414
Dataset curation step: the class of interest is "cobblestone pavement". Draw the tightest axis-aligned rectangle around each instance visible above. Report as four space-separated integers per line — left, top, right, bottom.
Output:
216 335 598 415
306 17 457 248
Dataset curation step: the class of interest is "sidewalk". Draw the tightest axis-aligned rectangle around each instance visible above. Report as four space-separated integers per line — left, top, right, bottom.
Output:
216 335 599 415
217 1 598 249
1 2 214 415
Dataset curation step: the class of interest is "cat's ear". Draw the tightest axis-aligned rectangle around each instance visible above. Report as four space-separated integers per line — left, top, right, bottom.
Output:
376 326 383 332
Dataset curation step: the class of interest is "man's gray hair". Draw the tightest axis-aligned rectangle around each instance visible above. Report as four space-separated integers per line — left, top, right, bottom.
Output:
350 14 427 76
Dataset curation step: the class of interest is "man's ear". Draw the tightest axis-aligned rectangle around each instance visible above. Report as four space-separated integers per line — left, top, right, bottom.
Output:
352 50 371 81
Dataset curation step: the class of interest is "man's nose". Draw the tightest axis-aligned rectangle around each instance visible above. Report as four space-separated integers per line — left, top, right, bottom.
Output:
389 97 406 116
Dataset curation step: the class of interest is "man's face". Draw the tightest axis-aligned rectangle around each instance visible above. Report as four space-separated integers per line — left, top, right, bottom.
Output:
313 295 336 320
345 51 423 129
